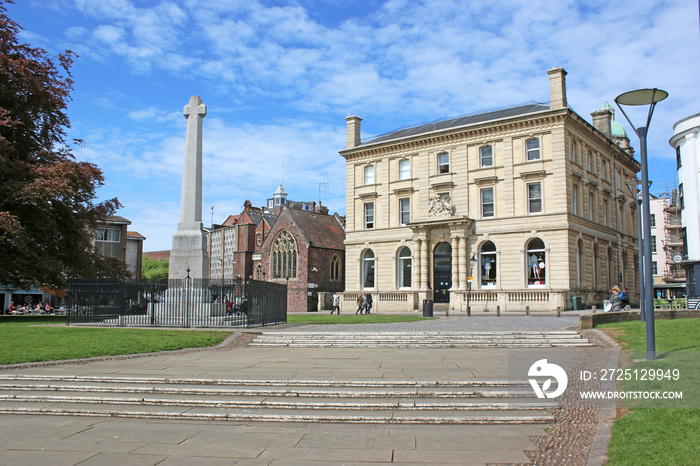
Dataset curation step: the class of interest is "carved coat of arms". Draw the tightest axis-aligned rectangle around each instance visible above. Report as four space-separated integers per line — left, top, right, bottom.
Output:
428 194 452 217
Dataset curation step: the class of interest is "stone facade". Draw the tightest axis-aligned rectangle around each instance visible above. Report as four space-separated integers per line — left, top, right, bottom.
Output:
340 68 641 312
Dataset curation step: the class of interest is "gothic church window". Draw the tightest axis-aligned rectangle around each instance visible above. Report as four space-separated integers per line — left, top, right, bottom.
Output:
271 230 298 279
330 255 341 281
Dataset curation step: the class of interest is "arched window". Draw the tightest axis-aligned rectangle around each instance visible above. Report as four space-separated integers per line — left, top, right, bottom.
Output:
397 247 412 288
364 165 375 185
437 152 450 173
270 230 297 279
399 159 410 180
480 145 493 167
330 255 341 281
479 241 497 287
526 238 546 286
362 249 375 289
526 138 540 161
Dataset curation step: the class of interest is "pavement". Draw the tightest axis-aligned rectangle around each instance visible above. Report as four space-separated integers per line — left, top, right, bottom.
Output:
0 311 617 466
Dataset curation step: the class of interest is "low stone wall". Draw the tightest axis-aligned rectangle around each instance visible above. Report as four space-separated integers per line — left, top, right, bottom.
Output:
580 309 700 329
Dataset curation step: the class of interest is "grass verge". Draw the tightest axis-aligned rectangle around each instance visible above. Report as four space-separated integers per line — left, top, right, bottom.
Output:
598 319 700 465
0 316 232 365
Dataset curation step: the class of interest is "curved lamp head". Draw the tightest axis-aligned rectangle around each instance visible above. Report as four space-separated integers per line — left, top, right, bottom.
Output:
615 88 668 106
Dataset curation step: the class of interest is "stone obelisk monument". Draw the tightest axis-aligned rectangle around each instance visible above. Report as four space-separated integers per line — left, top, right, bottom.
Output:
169 96 209 281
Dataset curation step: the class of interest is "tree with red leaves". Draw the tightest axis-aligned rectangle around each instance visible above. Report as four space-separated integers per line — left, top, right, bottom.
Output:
0 1 125 288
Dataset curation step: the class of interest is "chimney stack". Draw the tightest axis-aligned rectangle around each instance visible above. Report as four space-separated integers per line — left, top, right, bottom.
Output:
591 107 613 138
547 67 567 109
345 115 362 149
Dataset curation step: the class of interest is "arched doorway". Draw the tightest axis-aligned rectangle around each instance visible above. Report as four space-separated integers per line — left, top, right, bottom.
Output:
434 242 452 303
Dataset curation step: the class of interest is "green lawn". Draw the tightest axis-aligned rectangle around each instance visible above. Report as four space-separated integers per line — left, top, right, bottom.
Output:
598 319 700 465
0 316 232 365
0 314 432 365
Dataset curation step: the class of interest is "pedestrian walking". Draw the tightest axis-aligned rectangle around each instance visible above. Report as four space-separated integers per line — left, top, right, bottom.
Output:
620 287 629 310
331 293 341 315
365 292 373 314
356 294 364 314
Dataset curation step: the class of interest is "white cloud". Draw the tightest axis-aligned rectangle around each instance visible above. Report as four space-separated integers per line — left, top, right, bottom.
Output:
15 0 697 247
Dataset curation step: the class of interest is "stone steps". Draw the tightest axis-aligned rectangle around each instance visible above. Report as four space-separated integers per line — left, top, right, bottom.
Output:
0 375 554 425
249 331 592 348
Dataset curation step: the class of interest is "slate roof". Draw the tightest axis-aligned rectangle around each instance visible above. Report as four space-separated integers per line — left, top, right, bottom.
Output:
127 231 146 240
362 102 551 146
285 208 345 250
243 211 278 227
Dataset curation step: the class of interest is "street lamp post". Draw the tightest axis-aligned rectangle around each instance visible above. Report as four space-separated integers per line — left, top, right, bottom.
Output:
615 88 668 360
466 255 477 316
626 179 652 322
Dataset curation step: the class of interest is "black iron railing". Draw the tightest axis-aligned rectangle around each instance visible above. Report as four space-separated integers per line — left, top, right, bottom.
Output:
66 278 286 328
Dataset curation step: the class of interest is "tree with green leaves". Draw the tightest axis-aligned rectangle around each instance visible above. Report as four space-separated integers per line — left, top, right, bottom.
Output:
0 1 124 288
142 256 169 280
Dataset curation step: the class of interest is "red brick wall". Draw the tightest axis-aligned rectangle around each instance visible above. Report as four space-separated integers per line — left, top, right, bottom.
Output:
261 210 344 312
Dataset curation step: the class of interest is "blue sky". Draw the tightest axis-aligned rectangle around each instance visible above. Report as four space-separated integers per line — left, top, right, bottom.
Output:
7 0 700 251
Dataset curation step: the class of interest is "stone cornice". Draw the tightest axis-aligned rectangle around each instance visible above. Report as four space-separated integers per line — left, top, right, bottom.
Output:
339 109 568 162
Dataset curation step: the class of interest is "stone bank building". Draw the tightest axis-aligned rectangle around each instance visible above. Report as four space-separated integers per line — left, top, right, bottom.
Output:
340 68 640 312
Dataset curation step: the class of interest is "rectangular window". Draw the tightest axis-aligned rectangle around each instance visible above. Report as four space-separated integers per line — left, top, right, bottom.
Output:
399 159 410 180
680 184 685 209
652 261 658 275
573 184 579 215
527 182 542 214
399 198 410 225
649 214 656 228
480 146 493 167
481 187 494 218
256 232 262 246
364 165 374 185
589 192 595 221
364 202 374 229
651 235 657 253
676 146 682 169
587 151 593 171
96 227 121 242
603 199 609 226
438 152 450 173
526 138 540 161
601 160 607 180
571 140 576 163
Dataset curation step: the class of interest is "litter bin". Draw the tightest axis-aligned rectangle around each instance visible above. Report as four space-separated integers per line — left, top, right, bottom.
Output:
423 299 434 317
572 296 582 311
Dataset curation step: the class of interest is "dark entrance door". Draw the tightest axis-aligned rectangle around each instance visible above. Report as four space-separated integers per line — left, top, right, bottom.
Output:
433 242 452 303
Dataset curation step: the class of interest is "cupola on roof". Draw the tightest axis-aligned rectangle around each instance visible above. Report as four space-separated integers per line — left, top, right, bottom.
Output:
602 102 628 137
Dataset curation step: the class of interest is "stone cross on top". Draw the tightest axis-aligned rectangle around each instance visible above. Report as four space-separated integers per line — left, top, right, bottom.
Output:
180 96 207 227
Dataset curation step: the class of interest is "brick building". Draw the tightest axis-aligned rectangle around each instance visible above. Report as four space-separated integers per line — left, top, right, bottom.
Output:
259 205 345 312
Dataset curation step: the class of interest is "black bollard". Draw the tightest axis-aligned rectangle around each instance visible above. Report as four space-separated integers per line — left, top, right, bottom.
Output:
497 305 501 317
526 305 530 316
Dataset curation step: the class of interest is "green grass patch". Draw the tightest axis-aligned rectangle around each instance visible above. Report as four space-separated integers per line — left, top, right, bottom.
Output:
0 316 232 365
599 319 700 465
287 314 435 325
598 319 700 352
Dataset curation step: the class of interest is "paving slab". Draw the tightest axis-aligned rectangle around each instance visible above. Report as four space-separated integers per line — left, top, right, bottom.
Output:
0 317 611 465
